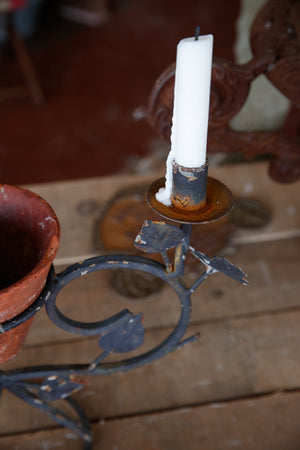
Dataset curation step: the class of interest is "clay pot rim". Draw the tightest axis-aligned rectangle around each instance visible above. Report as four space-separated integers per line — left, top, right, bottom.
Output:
0 184 61 295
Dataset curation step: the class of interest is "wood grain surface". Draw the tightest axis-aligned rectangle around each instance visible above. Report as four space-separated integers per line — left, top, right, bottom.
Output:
1 162 299 449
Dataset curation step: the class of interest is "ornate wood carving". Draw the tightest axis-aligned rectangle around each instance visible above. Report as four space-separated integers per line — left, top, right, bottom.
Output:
251 0 300 106
137 0 300 183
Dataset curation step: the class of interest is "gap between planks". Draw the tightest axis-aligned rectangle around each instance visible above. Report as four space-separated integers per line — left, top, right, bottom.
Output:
23 162 300 263
21 236 300 348
1 308 300 435
1 389 300 450
20 303 300 352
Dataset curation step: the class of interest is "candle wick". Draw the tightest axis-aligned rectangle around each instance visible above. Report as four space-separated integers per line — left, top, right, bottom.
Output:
195 25 200 41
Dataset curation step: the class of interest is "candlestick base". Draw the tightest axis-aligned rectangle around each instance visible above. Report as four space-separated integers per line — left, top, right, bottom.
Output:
147 176 233 224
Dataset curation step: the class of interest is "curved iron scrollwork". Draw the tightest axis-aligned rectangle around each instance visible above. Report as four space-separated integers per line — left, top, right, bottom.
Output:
136 0 300 184
0 221 247 448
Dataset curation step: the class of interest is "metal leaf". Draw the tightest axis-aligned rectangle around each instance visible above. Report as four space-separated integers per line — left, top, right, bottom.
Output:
135 220 185 253
38 375 86 402
192 249 248 285
98 313 144 353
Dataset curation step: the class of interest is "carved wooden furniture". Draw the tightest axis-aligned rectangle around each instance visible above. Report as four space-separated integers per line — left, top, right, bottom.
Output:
138 0 300 184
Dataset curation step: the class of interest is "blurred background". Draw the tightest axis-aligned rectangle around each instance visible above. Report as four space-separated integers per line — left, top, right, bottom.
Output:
0 0 241 185
0 0 296 186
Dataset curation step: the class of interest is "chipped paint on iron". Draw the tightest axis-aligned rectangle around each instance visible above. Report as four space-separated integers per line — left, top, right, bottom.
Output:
80 270 88 276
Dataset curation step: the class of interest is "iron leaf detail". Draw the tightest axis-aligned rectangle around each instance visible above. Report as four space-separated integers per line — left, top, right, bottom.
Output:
38 375 86 402
135 220 185 253
192 249 248 285
98 313 144 353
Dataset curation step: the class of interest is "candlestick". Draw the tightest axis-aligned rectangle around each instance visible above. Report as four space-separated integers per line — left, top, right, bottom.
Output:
0 31 246 446
156 31 213 207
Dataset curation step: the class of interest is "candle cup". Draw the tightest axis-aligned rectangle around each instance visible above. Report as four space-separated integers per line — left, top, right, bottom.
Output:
0 185 60 364
171 161 208 212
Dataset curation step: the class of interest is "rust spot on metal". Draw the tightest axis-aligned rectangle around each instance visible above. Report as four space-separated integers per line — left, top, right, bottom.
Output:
178 165 197 181
148 176 233 224
41 385 52 392
171 162 208 212
135 234 142 244
173 195 190 207
165 263 172 273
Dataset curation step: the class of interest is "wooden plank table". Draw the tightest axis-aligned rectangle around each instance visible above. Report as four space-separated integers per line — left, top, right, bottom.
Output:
0 162 299 449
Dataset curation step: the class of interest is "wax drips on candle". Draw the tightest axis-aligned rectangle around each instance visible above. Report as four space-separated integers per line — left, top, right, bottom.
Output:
155 68 178 207
155 148 174 206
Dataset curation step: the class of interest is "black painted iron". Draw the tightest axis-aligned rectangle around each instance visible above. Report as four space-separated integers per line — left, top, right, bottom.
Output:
172 161 208 211
0 167 247 449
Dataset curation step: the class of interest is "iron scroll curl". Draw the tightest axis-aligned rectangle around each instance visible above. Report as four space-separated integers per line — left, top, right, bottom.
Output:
44 252 193 373
0 221 247 449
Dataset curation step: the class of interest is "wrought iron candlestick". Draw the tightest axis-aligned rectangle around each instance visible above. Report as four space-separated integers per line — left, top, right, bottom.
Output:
3 0 300 443
0 161 247 449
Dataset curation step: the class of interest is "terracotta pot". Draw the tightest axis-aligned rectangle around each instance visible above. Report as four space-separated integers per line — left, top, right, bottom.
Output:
0 184 60 364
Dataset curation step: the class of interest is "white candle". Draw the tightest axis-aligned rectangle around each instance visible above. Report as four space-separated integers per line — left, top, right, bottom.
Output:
174 34 213 166
156 33 213 206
